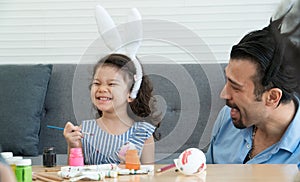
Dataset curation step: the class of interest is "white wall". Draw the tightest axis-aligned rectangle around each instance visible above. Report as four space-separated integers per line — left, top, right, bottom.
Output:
0 0 281 64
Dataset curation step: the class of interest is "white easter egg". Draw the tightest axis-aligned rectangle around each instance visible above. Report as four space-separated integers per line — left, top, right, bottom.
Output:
174 148 206 175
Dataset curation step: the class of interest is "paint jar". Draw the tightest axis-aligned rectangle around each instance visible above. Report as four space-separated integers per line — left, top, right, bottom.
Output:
7 156 23 174
43 147 56 167
69 148 84 166
15 159 32 182
0 151 13 161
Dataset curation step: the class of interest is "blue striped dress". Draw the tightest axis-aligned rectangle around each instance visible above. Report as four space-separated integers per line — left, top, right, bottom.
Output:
81 119 155 165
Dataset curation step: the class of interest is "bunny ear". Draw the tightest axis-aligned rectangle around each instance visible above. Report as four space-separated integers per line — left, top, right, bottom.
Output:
272 0 300 33
272 0 295 21
124 8 143 99
95 5 124 52
124 8 143 58
94 5 144 99
271 0 300 46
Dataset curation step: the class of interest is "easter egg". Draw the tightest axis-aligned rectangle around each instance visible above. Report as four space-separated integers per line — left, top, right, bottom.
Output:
174 148 206 175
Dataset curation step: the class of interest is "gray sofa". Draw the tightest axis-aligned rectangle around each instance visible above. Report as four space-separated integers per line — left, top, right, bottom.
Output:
0 63 226 165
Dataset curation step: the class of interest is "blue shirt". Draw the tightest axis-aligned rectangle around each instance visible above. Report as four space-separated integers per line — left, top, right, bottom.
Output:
206 97 300 165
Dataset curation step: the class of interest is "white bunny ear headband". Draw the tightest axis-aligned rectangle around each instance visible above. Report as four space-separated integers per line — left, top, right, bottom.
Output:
95 5 143 99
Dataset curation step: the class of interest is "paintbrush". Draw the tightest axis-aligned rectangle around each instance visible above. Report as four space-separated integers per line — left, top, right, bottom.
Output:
47 125 94 136
32 172 63 182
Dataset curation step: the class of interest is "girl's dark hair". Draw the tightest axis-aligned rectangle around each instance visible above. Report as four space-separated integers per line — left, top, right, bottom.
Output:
90 53 161 140
230 18 298 104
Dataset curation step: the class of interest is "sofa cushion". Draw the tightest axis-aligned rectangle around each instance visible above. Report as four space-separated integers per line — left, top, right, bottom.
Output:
39 64 81 154
0 64 52 156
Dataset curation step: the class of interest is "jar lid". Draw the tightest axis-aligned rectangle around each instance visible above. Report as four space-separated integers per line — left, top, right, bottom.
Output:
6 157 23 165
70 148 82 154
16 159 32 166
12 156 23 160
0 152 13 159
43 147 56 153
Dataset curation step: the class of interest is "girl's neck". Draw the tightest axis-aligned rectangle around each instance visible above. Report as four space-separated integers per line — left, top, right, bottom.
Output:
101 111 132 122
97 113 134 135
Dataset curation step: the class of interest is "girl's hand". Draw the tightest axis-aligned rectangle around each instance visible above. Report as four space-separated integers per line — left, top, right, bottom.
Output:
63 122 82 148
118 142 136 163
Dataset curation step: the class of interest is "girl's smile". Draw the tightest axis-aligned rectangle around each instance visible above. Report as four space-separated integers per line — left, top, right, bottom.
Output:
96 96 112 104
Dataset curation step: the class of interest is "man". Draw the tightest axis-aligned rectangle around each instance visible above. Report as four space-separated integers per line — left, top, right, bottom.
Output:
205 18 300 164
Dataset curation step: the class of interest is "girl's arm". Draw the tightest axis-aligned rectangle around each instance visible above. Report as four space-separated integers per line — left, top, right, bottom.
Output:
140 135 155 164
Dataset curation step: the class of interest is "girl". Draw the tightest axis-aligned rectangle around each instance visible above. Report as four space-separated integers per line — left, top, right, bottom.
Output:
64 54 160 165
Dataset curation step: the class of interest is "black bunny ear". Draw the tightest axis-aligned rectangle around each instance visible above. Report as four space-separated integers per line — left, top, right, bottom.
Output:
272 0 294 22
272 0 300 47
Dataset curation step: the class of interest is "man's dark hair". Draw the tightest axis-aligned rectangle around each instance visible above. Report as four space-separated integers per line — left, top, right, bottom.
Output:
230 18 298 104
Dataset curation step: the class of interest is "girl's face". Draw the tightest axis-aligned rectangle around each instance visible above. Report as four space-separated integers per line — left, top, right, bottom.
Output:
90 65 133 115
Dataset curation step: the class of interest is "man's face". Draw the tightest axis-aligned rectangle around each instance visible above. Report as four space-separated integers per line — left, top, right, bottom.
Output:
220 59 267 129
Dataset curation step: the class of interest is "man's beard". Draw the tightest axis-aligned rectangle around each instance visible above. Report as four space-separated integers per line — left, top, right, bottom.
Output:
226 100 246 129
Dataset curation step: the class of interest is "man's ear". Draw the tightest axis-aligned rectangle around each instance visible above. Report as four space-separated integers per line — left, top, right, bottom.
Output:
266 88 282 106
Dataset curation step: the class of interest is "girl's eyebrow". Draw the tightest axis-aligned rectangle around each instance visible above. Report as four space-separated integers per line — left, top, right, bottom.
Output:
108 79 120 82
93 78 120 83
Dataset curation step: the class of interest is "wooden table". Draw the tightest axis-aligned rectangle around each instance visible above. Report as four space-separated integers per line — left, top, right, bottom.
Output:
32 164 299 182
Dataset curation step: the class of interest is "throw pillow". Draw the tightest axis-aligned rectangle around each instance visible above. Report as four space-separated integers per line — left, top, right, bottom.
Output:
0 64 52 156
